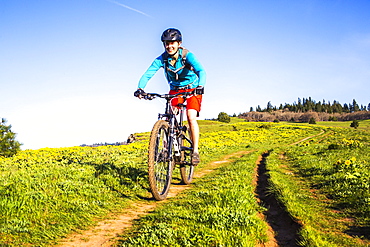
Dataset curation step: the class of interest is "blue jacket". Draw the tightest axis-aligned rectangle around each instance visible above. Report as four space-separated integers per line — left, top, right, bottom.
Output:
138 48 206 90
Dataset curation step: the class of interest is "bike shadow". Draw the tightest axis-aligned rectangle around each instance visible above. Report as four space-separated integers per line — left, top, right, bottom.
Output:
137 177 186 201
92 161 149 198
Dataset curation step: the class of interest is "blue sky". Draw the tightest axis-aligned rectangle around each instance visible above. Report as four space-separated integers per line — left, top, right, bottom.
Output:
1 0 370 150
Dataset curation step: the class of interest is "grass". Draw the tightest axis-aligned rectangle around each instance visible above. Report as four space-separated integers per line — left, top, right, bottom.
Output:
275 119 370 132
2 117 369 246
265 124 370 246
267 151 368 246
0 144 149 246
117 151 270 246
302 119 370 131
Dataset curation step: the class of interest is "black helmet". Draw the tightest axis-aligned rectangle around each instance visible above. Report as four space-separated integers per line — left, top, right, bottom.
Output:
161 28 182 42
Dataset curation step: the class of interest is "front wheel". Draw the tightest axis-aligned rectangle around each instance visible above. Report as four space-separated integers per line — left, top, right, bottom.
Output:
179 125 194 185
148 120 174 201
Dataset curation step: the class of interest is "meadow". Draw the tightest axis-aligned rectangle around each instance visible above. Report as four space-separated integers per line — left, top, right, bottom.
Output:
0 119 369 246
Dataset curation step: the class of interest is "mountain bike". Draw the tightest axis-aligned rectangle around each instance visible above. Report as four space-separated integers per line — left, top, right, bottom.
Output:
141 90 196 201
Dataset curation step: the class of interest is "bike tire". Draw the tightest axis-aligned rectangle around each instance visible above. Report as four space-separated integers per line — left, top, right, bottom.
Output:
180 124 194 185
148 120 174 201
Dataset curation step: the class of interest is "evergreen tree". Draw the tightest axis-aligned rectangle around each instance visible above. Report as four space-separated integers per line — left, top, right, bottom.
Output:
332 100 343 113
253 98 367 117
315 101 323 112
266 101 273 112
343 103 350 113
327 101 333 114
352 99 360 112
291 104 297 112
0 118 22 157
297 98 302 112
283 103 291 111
306 97 314 111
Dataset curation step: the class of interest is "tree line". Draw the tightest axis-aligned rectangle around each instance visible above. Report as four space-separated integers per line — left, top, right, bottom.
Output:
240 98 370 123
251 98 369 114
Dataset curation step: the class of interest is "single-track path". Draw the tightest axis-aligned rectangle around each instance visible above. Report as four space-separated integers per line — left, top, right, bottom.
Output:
57 131 325 247
57 151 251 247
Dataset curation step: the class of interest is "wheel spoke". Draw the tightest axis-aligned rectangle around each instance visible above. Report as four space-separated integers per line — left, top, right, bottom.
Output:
148 120 173 200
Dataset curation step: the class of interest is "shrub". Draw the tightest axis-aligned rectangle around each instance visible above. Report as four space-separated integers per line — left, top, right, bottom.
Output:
299 111 319 123
350 120 359 129
217 112 230 123
309 117 316 124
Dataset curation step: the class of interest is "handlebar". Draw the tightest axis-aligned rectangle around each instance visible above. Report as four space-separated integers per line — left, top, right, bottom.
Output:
140 90 196 101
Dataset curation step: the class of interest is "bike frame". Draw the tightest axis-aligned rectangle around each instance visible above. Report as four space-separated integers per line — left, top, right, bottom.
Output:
145 91 194 165
158 94 192 165
145 90 196 200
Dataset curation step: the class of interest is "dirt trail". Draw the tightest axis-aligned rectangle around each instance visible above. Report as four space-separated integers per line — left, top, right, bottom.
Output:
290 129 325 146
253 130 327 247
57 151 250 247
255 152 302 247
57 132 324 247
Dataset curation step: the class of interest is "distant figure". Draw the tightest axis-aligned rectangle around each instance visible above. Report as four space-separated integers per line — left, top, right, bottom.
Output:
126 134 136 144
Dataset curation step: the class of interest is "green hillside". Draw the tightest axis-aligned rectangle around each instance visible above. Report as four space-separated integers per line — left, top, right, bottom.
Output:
0 119 369 246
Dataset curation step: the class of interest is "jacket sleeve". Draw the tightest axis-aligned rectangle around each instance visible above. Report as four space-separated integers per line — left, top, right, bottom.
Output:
138 56 163 89
186 52 206 87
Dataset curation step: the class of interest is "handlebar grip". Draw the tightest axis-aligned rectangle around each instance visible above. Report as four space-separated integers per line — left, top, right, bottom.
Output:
195 87 204 95
134 89 145 97
144 94 155 100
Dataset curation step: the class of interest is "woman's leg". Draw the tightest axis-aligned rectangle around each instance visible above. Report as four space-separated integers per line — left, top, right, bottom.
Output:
187 109 200 164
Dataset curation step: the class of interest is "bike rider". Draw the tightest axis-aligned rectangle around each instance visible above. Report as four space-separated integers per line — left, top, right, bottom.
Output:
134 28 206 165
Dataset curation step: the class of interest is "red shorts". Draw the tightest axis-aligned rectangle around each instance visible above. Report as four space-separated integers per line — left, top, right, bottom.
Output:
169 88 203 114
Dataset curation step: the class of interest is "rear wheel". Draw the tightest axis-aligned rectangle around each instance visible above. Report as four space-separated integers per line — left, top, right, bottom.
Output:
179 125 194 185
148 120 174 201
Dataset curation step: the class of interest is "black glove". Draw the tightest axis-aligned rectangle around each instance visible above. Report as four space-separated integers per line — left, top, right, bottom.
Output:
195 86 204 95
134 88 145 98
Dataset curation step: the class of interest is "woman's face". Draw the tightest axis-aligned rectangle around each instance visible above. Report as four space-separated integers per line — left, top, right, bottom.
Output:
163 41 181 56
